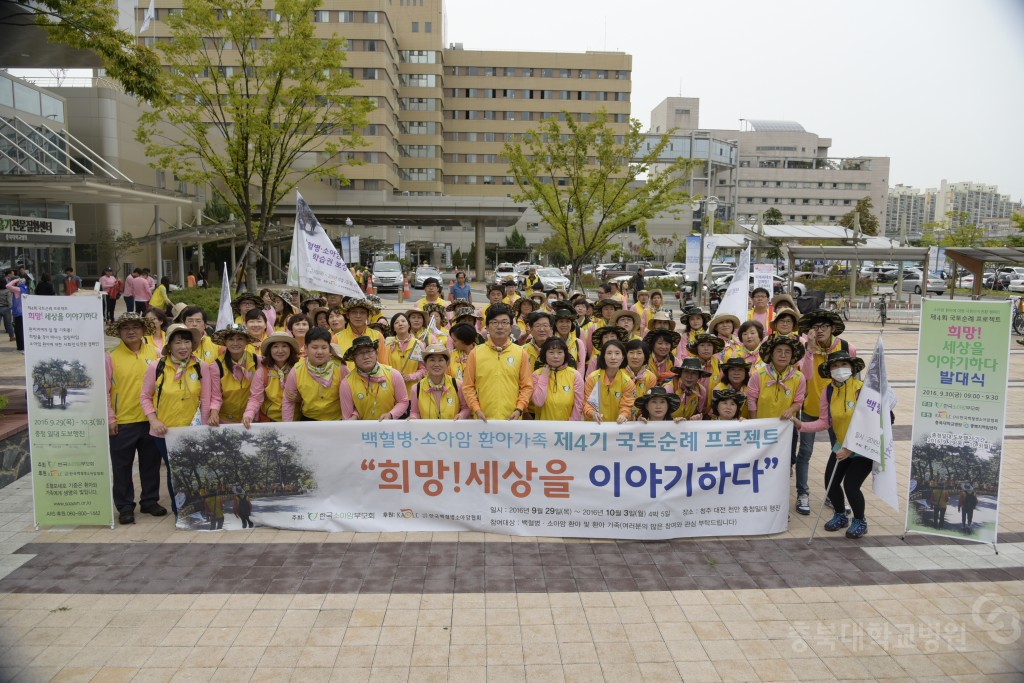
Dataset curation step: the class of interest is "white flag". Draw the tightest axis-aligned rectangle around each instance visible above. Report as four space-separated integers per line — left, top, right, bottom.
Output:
843 336 900 511
286 192 364 298
716 242 750 323
215 263 233 330
140 0 155 33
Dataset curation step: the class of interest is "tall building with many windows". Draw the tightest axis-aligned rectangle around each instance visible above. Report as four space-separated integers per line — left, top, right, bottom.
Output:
885 184 927 239
924 180 1021 228
649 97 890 228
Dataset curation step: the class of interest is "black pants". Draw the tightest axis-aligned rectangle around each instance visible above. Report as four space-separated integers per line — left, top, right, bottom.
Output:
152 437 179 513
135 300 150 314
12 315 24 351
824 453 873 520
109 422 162 512
103 296 116 322
961 507 974 527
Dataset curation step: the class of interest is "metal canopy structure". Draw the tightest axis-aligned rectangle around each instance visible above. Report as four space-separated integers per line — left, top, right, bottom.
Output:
787 246 930 263
0 174 194 206
944 247 1024 297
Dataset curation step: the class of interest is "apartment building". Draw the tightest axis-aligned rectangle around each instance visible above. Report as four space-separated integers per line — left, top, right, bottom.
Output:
648 97 890 229
885 184 927 239
925 180 1022 228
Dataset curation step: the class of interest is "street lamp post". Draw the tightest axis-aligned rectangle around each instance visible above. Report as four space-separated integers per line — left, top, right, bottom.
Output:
344 217 354 264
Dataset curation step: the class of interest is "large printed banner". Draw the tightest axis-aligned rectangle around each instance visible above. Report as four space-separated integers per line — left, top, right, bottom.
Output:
166 419 793 539
24 295 113 527
905 299 1010 543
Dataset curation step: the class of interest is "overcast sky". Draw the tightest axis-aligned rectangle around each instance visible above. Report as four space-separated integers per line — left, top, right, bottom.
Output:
446 0 1024 200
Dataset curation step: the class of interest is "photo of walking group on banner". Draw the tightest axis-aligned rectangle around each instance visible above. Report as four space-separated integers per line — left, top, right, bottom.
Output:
22 194 1011 547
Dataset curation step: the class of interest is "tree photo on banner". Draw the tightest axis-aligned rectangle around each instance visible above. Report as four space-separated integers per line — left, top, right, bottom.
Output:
24 295 114 528
165 420 793 539
905 300 1010 544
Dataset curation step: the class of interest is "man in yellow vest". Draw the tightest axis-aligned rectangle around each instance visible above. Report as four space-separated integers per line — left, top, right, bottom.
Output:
338 336 410 420
462 303 534 420
180 305 220 363
105 313 164 525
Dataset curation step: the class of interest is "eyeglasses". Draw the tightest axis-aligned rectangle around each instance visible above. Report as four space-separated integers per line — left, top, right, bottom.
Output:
811 323 832 331
488 320 511 326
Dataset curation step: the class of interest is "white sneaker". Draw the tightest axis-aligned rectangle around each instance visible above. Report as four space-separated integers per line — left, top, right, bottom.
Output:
796 494 810 515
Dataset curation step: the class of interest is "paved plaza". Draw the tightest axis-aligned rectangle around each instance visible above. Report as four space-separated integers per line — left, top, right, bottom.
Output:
0 300 1022 682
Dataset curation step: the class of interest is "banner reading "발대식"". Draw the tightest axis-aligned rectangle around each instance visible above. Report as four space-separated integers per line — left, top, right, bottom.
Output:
166 419 793 539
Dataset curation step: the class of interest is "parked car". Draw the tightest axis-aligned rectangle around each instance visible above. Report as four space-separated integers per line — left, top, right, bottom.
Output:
859 264 898 280
1008 278 1024 293
536 267 570 292
665 262 687 275
608 268 684 289
894 271 946 295
372 260 403 291
412 265 441 289
493 262 519 286
711 274 807 298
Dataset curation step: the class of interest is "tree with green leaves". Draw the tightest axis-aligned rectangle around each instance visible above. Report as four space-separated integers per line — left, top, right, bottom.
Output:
6 0 163 101
136 0 374 291
505 226 527 249
763 207 784 225
839 196 880 236
504 110 695 287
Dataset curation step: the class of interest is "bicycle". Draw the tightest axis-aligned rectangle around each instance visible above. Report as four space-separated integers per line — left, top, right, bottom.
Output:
1013 297 1024 336
825 294 851 321
876 293 889 326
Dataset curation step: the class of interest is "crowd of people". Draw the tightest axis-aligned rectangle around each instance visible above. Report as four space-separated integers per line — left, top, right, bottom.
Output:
105 275 873 538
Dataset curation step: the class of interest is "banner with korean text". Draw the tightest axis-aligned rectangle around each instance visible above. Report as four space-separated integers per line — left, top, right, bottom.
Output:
166 419 792 539
24 295 113 527
905 299 1010 543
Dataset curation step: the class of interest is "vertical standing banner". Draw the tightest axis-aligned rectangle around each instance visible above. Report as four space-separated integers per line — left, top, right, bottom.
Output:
905 299 1010 543
702 235 720 277
753 263 775 293
286 191 364 297
684 235 700 280
23 295 113 527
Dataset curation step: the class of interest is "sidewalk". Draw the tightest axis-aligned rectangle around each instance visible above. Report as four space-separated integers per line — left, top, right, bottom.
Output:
0 319 1021 682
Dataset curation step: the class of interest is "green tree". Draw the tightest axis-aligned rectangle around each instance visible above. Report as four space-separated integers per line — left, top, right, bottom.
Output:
7 0 163 101
763 207 784 225
136 0 374 291
1007 212 1024 247
505 226 527 249
503 110 695 287
838 196 880 236
536 235 569 264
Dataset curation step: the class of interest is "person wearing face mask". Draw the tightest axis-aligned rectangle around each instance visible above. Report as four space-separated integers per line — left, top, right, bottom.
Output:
791 350 872 539
340 336 410 420
794 309 857 516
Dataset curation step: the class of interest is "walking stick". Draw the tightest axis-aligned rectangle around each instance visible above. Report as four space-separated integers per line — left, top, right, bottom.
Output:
808 455 841 546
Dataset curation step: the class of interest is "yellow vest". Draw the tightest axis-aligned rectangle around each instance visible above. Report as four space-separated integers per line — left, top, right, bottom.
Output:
415 376 462 420
533 367 577 421
804 338 843 414
196 335 220 364
109 342 160 424
752 365 803 419
448 348 471 382
670 381 704 420
523 341 542 370
293 359 342 421
416 296 444 310
261 365 289 422
216 352 259 423
149 285 169 310
628 368 659 416
828 378 863 446
386 337 424 394
588 369 630 423
332 327 385 368
346 364 400 420
153 357 203 427
712 381 751 419
472 341 527 419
